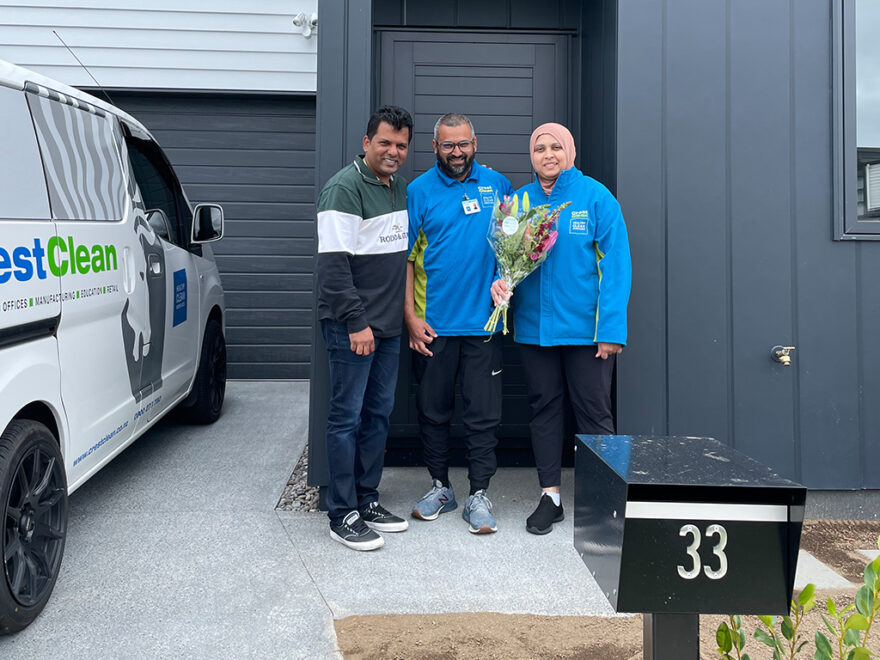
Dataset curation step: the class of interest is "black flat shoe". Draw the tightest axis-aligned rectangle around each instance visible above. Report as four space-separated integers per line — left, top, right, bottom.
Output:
526 494 564 535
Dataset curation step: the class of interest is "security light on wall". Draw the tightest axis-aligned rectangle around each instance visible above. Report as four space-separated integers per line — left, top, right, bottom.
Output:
293 12 318 38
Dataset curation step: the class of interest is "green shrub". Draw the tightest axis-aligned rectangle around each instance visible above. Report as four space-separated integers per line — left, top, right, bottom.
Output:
716 536 880 660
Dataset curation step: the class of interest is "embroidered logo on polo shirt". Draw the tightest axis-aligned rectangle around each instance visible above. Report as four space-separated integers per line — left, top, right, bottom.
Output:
379 223 407 244
569 210 590 235
478 185 495 207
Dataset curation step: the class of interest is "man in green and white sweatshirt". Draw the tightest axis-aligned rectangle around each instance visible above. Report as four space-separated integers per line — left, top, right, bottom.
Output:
315 105 412 551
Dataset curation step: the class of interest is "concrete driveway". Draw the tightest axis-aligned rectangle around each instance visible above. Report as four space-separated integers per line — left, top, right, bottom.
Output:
0 381 854 659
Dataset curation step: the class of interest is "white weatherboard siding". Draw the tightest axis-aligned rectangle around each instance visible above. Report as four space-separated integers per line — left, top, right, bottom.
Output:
0 0 317 92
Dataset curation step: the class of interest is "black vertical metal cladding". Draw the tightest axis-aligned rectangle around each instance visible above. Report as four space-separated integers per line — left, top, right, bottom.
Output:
574 434 807 616
308 0 374 493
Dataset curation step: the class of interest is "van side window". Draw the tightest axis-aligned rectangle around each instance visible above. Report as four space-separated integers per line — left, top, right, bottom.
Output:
123 133 191 248
24 86 125 222
0 85 50 220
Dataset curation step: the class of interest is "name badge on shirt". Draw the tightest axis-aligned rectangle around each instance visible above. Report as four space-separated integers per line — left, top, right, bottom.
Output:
462 198 480 215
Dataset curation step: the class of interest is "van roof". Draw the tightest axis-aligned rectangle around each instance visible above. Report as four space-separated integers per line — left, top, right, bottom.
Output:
0 58 151 138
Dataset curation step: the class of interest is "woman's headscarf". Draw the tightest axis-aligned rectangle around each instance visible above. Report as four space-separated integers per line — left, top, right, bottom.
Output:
529 123 576 195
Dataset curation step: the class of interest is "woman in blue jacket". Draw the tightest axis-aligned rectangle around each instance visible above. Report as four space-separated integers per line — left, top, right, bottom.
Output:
492 123 631 535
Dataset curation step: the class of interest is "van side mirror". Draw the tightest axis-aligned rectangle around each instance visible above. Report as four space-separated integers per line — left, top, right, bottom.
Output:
145 208 171 240
192 203 224 244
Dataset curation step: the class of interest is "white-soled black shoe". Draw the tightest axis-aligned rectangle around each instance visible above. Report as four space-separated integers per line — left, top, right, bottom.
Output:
330 511 384 551
360 501 409 532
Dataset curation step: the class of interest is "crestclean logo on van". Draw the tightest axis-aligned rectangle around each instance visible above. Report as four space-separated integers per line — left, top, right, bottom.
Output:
0 237 118 284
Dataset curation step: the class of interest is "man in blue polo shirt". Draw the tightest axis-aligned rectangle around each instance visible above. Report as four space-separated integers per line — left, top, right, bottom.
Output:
404 113 513 534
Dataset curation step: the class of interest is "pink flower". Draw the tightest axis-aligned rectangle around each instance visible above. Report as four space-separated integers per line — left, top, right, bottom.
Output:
543 230 558 251
530 252 539 260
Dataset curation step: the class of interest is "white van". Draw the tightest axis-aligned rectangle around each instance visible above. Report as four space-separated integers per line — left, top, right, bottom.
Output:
0 60 227 633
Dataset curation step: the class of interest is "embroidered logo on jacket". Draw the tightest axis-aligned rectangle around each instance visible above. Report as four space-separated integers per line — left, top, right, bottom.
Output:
569 210 590 235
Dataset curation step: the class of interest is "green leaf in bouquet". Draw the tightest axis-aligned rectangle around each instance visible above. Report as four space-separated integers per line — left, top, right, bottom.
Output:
815 631 834 658
511 221 528 247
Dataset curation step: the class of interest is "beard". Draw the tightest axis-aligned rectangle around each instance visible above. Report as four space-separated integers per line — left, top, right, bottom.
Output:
436 150 474 179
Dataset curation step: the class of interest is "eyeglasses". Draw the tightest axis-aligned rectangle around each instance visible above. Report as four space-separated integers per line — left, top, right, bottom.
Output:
437 139 475 153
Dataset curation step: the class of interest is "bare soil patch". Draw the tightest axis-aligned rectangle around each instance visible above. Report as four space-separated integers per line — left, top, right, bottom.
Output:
801 519 880 582
335 521 880 659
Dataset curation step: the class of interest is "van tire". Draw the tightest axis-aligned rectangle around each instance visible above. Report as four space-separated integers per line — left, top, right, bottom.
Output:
0 420 68 635
183 320 226 424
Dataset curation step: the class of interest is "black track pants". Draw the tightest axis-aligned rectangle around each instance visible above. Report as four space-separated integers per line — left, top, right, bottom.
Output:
518 344 615 488
414 336 503 492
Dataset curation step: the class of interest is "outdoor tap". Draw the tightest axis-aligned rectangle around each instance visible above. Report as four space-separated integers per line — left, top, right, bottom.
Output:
771 345 795 366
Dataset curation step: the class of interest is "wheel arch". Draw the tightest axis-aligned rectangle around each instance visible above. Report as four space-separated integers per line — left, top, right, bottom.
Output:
207 304 223 328
11 402 60 447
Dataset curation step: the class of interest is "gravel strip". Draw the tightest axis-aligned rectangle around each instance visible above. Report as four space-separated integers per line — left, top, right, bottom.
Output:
277 447 320 512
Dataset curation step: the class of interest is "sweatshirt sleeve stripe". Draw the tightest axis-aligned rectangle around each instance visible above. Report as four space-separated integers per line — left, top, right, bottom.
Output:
317 209 360 254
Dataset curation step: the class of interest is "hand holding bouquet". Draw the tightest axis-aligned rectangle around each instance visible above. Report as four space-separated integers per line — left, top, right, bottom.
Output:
484 193 570 335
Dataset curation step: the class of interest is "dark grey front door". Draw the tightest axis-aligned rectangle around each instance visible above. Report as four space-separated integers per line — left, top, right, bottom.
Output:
379 31 572 188
377 30 573 460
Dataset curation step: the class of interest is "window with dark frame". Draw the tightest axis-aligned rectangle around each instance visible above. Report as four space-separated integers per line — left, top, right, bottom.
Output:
838 0 880 238
123 132 192 248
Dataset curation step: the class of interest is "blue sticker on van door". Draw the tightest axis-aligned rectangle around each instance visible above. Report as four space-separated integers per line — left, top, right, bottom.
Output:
173 269 186 326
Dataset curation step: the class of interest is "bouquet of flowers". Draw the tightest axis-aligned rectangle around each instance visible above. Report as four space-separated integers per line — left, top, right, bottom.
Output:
484 192 570 335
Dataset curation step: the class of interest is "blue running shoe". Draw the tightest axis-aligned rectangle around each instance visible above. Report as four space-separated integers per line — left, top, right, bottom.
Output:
462 489 497 534
412 479 457 520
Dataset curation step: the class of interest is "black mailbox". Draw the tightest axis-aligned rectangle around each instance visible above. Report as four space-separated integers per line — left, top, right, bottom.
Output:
574 434 806 616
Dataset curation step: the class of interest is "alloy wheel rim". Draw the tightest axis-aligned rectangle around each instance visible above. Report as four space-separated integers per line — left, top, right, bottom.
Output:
3 445 66 607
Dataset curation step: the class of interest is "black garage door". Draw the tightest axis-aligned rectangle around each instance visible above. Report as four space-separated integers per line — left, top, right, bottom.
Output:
112 92 316 379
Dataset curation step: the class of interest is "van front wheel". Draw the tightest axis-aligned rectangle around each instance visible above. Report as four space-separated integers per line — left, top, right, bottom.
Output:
183 320 227 424
0 420 68 634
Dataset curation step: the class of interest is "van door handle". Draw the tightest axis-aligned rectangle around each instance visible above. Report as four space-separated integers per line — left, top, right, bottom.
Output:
149 254 162 276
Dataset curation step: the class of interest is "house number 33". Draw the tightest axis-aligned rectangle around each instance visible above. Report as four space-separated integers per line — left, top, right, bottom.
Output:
677 524 728 580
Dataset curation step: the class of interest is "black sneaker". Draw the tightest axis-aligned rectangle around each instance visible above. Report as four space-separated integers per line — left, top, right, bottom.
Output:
360 501 409 532
526 494 564 535
330 511 384 551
